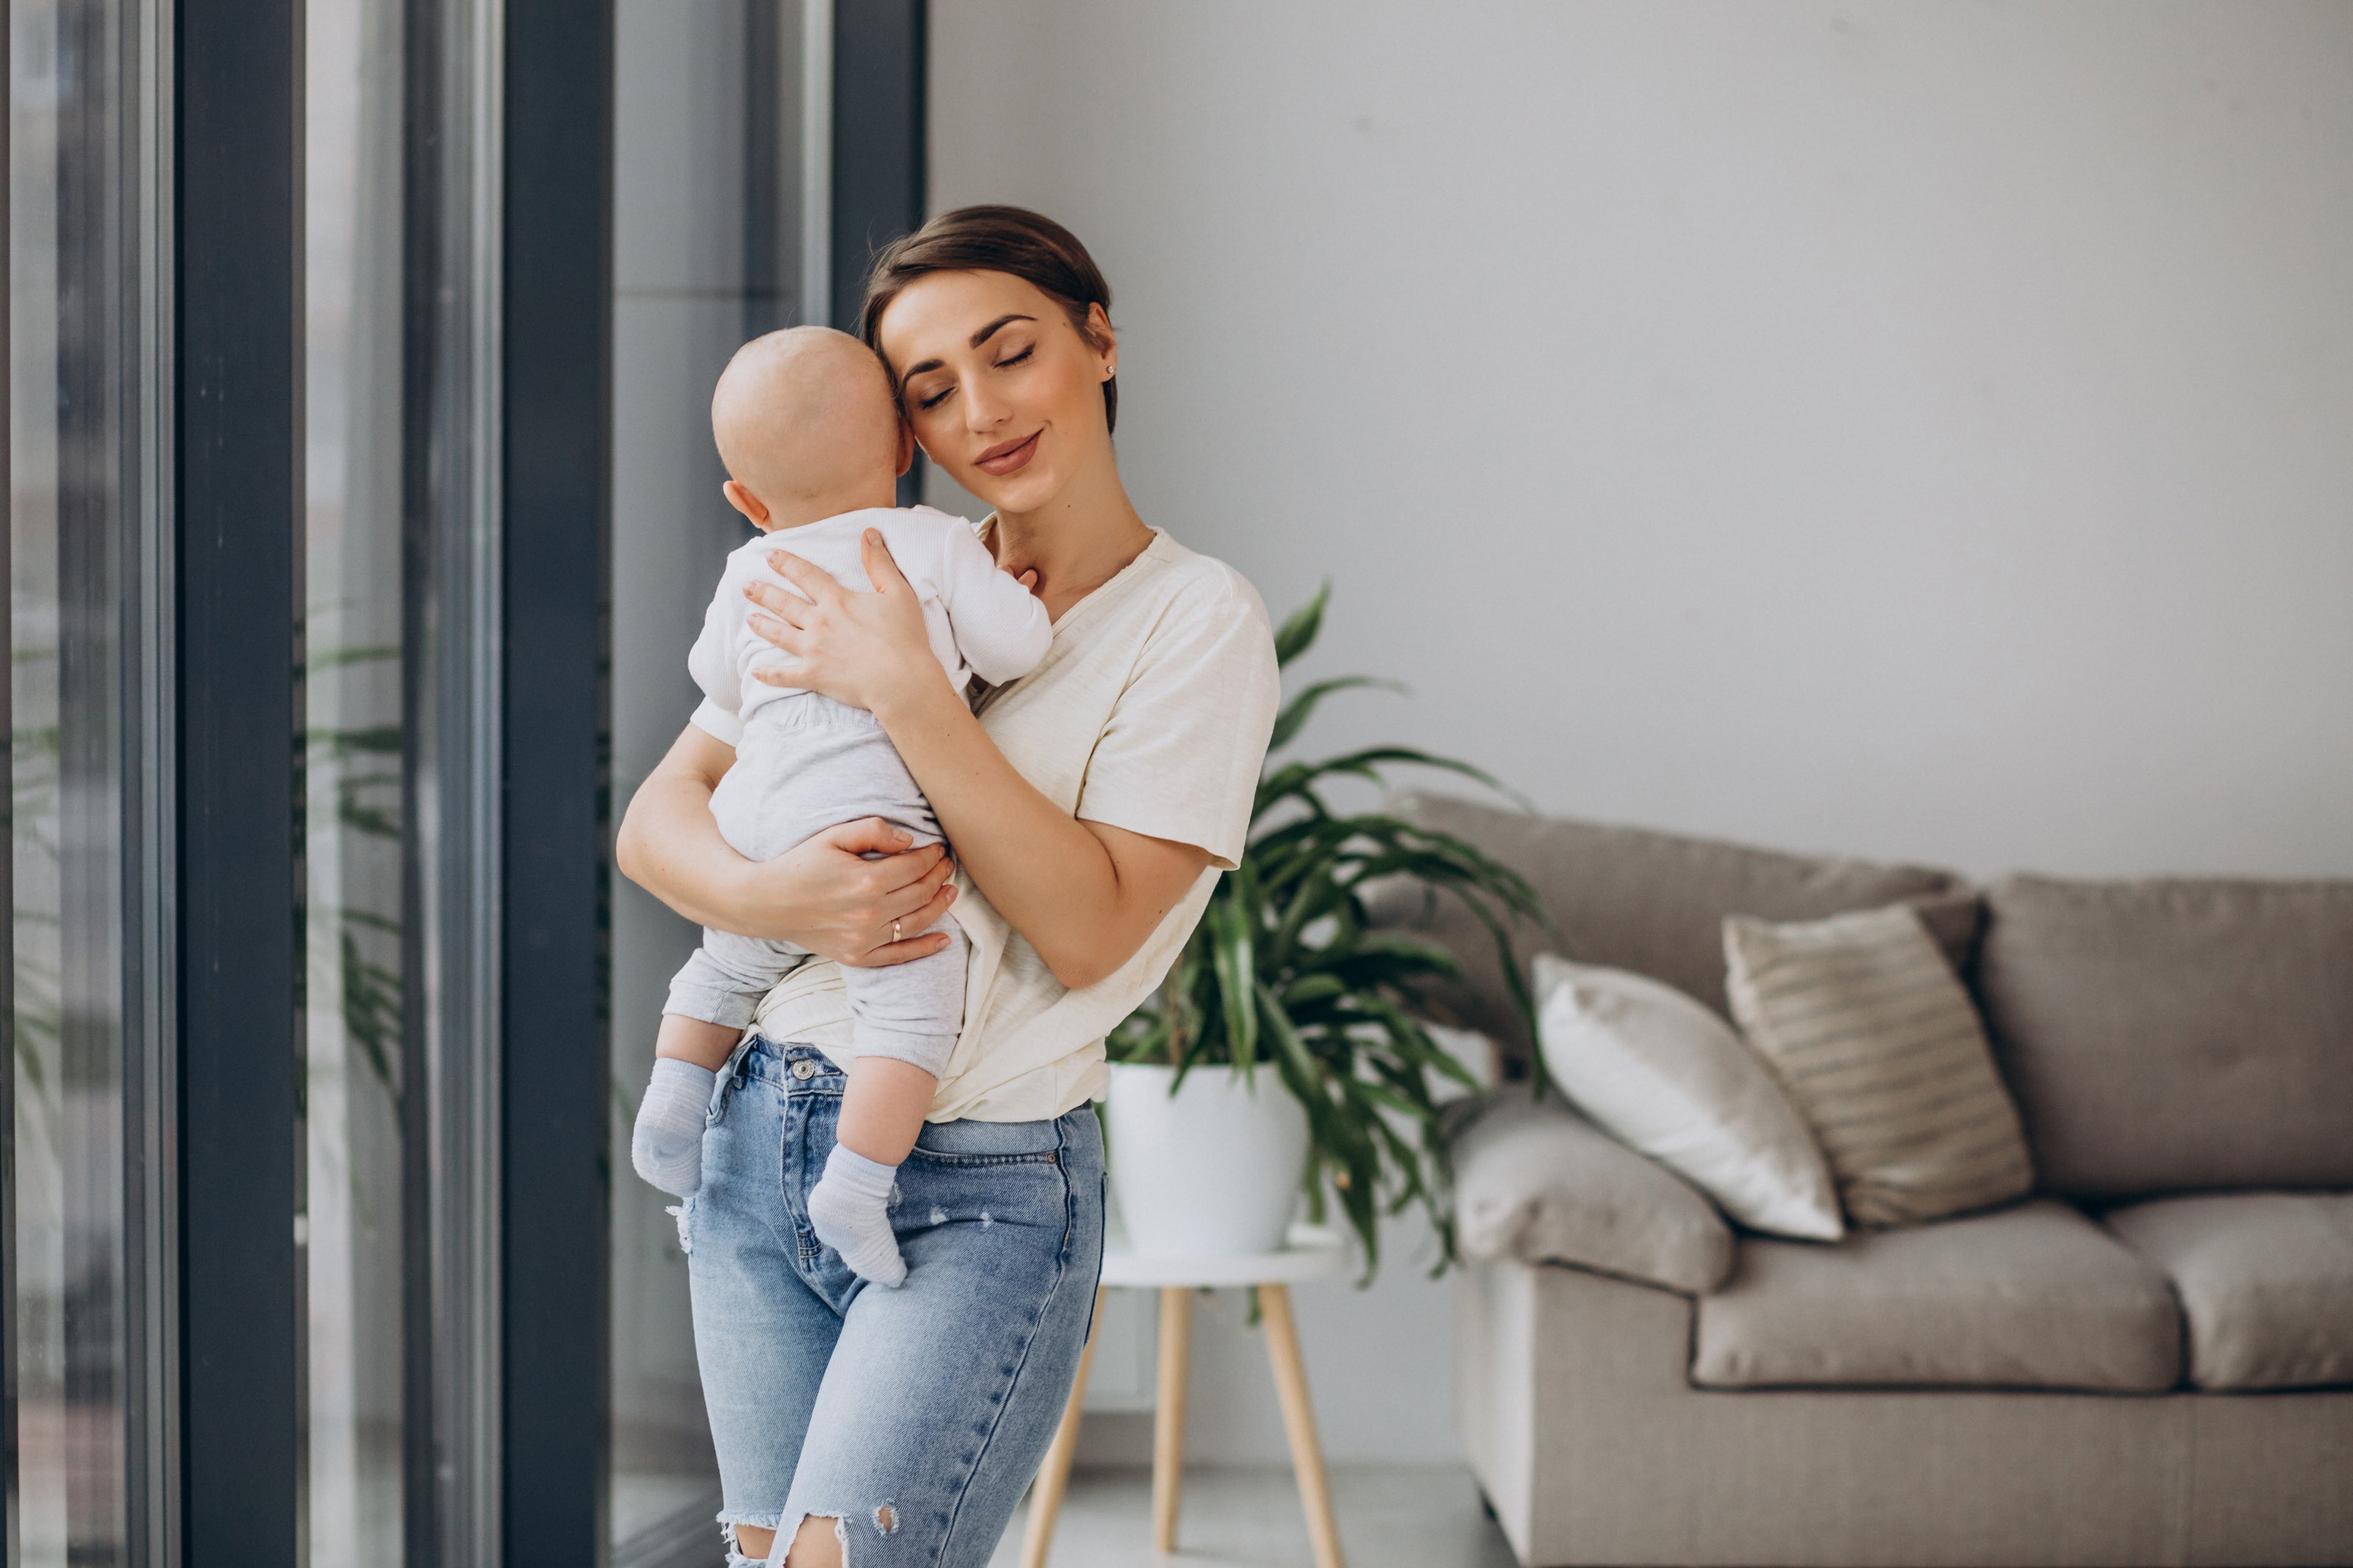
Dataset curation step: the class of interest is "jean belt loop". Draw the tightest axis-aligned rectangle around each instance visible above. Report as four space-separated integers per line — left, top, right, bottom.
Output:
722 1031 758 1094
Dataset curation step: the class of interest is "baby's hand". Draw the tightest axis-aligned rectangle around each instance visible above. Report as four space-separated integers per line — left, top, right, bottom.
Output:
1013 567 1040 595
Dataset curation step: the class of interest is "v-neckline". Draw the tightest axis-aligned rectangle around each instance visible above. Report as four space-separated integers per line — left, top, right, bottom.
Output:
975 513 1165 634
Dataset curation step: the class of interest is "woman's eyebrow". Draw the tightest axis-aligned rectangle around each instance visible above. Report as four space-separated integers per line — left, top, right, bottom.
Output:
897 314 1040 391
969 312 1035 348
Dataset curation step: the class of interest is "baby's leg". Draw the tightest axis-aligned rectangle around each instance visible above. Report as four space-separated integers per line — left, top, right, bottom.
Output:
635 931 811 1197
665 929 812 1038
804 915 968 1287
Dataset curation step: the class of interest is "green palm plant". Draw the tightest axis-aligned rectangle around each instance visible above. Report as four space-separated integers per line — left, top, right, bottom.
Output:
1109 587 1550 1279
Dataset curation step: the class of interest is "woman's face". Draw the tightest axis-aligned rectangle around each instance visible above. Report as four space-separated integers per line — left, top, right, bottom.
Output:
877 269 1115 516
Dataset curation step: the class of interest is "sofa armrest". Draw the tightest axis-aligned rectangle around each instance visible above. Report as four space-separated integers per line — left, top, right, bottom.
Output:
1450 1086 1735 1295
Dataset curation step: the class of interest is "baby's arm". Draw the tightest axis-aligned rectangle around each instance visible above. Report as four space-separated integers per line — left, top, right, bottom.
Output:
934 523 1054 684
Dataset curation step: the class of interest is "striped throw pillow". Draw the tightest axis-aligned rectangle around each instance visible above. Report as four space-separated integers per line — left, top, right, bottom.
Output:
1723 904 2033 1228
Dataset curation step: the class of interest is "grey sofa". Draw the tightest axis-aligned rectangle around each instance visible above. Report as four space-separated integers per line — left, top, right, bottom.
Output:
1378 794 2353 1568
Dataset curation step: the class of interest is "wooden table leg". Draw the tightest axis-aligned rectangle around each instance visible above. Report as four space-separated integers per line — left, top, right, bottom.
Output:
1018 1286 1106 1568
1151 1285 1193 1553
1260 1284 1346 1568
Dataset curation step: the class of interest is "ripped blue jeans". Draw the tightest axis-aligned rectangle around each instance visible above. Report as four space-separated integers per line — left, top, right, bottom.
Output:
676 1037 1106 1566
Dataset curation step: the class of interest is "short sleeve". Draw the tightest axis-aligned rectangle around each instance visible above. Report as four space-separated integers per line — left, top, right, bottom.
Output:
1074 572 1279 867
685 563 746 746
688 698 743 748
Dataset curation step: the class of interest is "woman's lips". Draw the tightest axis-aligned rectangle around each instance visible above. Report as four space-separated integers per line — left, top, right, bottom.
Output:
975 429 1041 476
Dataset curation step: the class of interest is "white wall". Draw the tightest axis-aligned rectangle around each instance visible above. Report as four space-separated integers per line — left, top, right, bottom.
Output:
928 0 2353 1464
930 0 2353 881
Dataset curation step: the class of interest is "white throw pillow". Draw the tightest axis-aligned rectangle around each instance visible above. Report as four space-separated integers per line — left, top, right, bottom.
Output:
1534 953 1844 1242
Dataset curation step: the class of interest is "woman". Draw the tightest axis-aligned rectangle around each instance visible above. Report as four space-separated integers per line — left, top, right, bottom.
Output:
616 206 1280 1567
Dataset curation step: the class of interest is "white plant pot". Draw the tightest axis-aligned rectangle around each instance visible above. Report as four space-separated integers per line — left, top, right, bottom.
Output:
1107 1061 1310 1258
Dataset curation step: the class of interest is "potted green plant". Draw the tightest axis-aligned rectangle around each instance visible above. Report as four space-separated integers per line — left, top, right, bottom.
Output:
1107 587 1548 1277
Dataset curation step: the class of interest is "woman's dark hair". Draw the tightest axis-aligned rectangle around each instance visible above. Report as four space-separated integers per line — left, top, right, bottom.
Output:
860 204 1118 433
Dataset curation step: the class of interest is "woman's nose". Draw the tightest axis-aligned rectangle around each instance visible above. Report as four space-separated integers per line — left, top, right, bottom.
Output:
963 381 1009 432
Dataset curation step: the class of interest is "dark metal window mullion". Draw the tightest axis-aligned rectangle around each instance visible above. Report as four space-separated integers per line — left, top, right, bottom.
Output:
497 0 614 1558
832 0 927 506
175 0 304 1563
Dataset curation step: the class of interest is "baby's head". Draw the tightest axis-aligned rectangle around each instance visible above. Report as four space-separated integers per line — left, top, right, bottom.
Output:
711 326 907 530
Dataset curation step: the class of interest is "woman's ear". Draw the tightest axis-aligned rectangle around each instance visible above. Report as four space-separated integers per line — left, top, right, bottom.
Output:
1086 301 1117 379
721 479 771 529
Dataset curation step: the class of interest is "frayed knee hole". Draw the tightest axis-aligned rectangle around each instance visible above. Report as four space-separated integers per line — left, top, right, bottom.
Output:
774 1513 851 1566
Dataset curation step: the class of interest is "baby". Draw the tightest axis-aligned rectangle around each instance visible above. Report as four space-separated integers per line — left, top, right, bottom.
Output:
629 326 1051 1285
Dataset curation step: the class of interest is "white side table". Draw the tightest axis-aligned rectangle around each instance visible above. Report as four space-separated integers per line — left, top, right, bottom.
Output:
1020 1226 1351 1568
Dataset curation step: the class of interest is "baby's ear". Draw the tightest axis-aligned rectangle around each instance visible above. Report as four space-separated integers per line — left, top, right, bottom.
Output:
721 479 769 528
893 420 916 479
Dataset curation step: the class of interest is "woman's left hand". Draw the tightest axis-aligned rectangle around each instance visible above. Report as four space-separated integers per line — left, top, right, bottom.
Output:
746 529 944 717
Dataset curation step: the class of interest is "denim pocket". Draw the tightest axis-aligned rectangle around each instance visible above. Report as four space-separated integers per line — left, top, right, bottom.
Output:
905 1147 1060 1168
908 1117 1062 1164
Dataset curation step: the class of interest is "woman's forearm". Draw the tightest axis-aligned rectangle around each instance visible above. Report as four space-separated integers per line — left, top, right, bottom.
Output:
618 723 961 963
876 679 1205 990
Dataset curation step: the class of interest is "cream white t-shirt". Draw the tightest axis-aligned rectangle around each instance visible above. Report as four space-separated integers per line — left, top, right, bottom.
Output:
688 524 1282 1122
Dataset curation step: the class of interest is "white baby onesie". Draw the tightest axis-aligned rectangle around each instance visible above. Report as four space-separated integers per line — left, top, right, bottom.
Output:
665 505 1051 1071
688 504 1052 734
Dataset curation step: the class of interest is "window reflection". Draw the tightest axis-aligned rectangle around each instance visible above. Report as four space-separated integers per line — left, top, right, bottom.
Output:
10 0 149 1560
607 0 816 1547
304 0 407 1560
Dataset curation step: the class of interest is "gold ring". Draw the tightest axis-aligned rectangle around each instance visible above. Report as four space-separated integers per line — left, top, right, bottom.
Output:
891 919 902 943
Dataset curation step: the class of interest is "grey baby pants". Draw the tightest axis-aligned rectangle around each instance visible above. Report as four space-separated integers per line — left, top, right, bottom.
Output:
663 694 966 1075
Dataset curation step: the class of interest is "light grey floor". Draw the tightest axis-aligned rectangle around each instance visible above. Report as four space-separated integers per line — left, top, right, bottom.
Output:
615 1474 718 1544
990 1464 1521 1568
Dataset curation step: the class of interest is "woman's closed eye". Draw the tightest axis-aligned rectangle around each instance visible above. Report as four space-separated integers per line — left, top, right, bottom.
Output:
913 346 1031 410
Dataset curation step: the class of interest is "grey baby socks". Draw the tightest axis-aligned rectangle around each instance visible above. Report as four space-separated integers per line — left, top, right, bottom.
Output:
807 1144 907 1287
632 1057 715 1196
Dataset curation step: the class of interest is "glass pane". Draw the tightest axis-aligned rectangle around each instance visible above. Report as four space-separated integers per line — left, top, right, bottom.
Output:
304 0 407 1560
609 0 811 1548
10 0 146 1560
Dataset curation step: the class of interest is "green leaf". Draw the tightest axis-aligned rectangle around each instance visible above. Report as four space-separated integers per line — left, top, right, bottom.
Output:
1207 881 1260 1067
1269 675 1402 754
1272 581 1331 667
309 641 401 671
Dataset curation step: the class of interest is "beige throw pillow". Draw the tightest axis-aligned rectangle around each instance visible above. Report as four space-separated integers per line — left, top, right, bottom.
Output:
1723 904 2034 1228
1535 954 1844 1241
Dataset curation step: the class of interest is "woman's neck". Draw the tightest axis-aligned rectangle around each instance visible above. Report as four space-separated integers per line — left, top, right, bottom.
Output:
990 461 1154 620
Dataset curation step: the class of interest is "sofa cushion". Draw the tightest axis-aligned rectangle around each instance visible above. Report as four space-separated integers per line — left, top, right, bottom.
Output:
1450 1085 1735 1295
1371 792 1978 1062
1693 1198 2181 1390
2104 1192 2353 1391
1974 875 2353 1198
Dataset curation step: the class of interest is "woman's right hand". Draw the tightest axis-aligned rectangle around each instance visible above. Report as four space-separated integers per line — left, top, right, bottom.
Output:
615 724 957 967
739 818 959 967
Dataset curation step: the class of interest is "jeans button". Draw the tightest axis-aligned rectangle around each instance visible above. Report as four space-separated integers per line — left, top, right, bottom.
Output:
791 1059 815 1081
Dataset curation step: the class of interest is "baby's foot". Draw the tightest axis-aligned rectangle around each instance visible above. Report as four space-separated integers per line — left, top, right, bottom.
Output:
807 1144 907 1287
631 1058 716 1196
